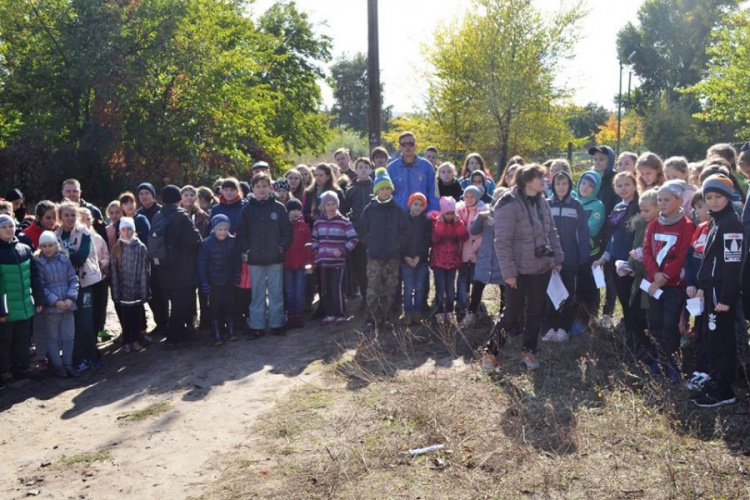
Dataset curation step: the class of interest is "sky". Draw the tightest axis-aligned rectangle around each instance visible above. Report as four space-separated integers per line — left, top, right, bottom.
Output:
250 0 644 114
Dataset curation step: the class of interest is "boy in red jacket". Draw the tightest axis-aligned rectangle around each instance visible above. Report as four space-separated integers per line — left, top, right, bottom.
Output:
430 197 469 325
284 199 313 329
643 180 695 382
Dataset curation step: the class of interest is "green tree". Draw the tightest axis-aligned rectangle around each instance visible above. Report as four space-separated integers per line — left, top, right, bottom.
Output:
329 52 392 136
425 0 583 174
616 0 741 157
682 8 750 137
565 103 611 140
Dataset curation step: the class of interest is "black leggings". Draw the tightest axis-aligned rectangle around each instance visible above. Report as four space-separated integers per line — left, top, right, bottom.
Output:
468 280 486 314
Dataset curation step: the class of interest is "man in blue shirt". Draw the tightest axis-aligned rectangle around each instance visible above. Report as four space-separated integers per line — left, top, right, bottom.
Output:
387 132 439 212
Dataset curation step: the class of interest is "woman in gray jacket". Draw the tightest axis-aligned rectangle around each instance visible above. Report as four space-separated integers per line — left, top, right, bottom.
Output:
489 164 564 370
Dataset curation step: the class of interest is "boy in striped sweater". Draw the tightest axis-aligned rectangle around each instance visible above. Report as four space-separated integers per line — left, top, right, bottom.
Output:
312 191 359 325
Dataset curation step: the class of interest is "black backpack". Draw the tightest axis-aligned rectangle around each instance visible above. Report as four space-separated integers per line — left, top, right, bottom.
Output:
147 214 173 267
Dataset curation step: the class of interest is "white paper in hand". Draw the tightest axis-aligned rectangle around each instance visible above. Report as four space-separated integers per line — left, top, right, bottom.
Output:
639 278 663 299
547 270 569 311
686 297 704 316
592 265 606 289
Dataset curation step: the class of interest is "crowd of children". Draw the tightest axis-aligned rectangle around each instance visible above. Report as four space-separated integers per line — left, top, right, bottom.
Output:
1 137 750 408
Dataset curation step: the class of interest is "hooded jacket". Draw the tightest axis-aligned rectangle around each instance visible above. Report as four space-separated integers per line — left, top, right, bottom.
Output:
357 196 411 261
343 178 374 225
430 215 469 270
493 186 564 279
548 171 590 269
152 204 202 289
457 199 486 263
285 219 314 271
574 170 606 257
110 238 150 304
698 203 743 305
33 252 79 314
470 195 504 285
593 145 619 216
0 236 35 322
198 214 242 290
210 194 248 234
236 193 293 267
461 170 494 203
405 213 432 262
601 198 639 263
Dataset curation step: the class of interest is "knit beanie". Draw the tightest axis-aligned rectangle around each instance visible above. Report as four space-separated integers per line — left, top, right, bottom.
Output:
579 171 598 189
320 190 340 209
658 179 687 200
0 214 15 228
39 231 58 246
273 179 290 192
702 174 734 199
4 189 23 202
463 185 484 201
439 196 456 214
287 199 303 212
119 217 136 232
408 192 427 209
137 182 156 198
161 185 182 205
373 167 394 193
239 182 251 198
210 214 231 232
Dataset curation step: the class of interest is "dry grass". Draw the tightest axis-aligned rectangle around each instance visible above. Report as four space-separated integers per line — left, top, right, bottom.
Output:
199 290 750 499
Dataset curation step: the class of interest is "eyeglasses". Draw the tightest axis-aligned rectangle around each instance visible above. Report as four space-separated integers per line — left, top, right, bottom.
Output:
399 141 415 148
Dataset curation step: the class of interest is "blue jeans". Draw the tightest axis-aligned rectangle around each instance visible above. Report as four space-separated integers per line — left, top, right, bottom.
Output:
456 262 475 312
401 263 428 315
284 269 306 317
249 264 285 329
433 268 457 313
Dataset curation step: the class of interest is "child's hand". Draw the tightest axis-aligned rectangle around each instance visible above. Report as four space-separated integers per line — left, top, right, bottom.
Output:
65 299 73 308
55 300 67 310
686 286 697 298
653 272 669 285
412 256 420 266
715 303 730 312
592 258 604 268
35 306 43 314
696 289 704 299
305 267 314 275
333 249 342 258
504 277 517 289
648 283 661 297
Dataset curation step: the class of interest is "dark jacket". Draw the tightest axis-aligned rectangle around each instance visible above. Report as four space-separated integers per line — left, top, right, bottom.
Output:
357 196 411 261
405 213 432 262
0 236 36 322
699 204 743 305
595 145 619 216
344 179 374 225
210 195 247 234
438 180 464 201
493 186 564 279
549 171 589 269
198 234 241 290
601 199 638 263
236 194 293 266
153 204 202 290
33 252 79 313
470 202 503 285
110 239 150 304
137 202 162 225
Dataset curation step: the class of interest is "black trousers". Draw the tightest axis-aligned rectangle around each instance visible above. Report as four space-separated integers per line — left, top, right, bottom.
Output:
209 284 237 324
91 278 109 333
119 304 144 345
148 267 170 331
494 271 551 354
575 261 599 325
0 319 32 375
603 260 617 316
349 243 368 298
166 287 195 344
547 267 577 331
703 285 736 393
647 286 683 363
321 267 346 317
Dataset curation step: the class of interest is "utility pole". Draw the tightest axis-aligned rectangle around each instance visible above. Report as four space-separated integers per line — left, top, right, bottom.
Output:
367 0 381 149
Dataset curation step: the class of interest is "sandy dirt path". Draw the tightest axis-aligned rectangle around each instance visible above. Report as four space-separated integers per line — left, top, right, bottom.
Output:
0 307 348 500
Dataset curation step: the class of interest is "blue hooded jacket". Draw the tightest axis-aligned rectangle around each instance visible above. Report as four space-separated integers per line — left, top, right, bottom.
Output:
549 171 590 269
574 170 606 258
589 145 619 216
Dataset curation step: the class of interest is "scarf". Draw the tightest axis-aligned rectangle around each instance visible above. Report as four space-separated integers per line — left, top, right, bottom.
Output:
658 207 685 226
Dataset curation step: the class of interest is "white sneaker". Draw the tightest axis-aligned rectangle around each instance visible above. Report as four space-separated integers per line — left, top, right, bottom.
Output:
554 328 569 342
459 313 475 329
445 312 457 325
435 313 445 324
541 328 557 342
685 371 711 391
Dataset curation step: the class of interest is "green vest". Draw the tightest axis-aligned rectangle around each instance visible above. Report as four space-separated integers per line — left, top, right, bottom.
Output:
0 253 35 322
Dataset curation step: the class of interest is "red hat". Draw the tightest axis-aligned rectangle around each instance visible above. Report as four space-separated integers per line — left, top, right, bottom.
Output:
408 192 427 208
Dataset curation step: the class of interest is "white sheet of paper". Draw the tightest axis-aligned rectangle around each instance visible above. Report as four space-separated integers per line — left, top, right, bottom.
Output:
640 278 663 299
615 260 633 274
686 297 704 316
547 270 569 311
592 265 606 289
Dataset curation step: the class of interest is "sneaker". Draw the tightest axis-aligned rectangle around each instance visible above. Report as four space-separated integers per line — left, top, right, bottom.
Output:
75 360 91 373
541 328 557 342
459 313 475 329
89 358 102 371
123 344 132 354
131 343 144 353
335 316 347 325
521 352 540 371
435 313 445 324
35 359 49 372
97 330 114 341
554 329 569 342
321 316 336 326
685 372 711 392
694 389 737 408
